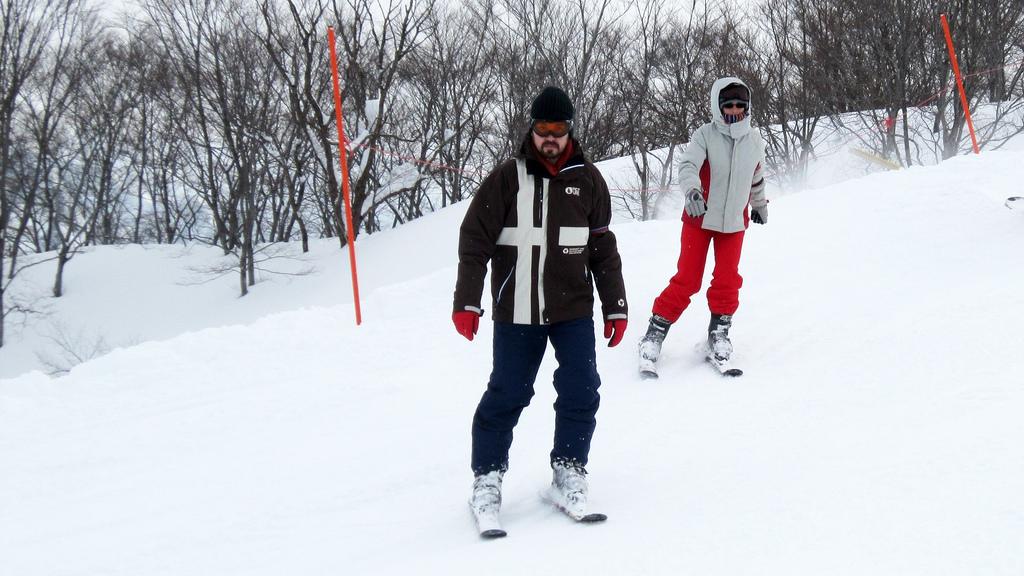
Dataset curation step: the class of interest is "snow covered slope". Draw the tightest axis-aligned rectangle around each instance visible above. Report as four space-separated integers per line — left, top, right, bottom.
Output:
2 151 1023 575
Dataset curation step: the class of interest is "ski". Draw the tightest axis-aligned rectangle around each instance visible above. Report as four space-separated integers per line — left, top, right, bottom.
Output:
469 502 507 539
571 511 609 523
706 354 743 377
540 489 608 523
1007 196 1022 210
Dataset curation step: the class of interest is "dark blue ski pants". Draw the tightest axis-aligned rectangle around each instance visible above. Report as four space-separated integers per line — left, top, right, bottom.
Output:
471 317 601 475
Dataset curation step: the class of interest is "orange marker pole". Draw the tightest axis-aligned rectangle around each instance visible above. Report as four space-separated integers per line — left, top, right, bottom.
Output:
327 26 362 325
940 14 980 155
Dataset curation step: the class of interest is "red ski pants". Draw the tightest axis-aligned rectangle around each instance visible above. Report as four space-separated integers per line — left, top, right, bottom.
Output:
652 223 745 322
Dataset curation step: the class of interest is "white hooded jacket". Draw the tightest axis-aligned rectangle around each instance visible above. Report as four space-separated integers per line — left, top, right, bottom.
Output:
677 77 767 233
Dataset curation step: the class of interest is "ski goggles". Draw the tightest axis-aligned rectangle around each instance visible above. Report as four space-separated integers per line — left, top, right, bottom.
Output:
720 99 749 111
532 120 572 138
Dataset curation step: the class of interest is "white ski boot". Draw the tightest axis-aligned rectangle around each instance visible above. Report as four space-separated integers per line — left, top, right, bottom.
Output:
638 315 671 379
545 461 606 522
469 471 506 538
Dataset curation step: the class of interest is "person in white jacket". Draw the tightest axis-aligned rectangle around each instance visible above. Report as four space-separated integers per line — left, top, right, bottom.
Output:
638 77 768 378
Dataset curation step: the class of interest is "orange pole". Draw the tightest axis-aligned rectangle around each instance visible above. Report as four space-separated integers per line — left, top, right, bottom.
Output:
940 14 980 155
327 26 362 325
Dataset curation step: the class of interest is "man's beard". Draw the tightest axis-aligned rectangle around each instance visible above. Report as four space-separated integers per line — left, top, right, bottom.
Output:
539 141 562 159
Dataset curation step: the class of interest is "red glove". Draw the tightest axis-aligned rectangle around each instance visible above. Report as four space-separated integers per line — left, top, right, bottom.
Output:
604 318 627 348
453 310 481 341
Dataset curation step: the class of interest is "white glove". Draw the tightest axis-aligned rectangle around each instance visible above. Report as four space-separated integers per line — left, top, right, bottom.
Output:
684 188 706 218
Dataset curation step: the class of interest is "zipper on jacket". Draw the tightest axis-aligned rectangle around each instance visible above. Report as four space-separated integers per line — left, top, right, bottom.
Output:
536 180 544 226
496 266 515 305
728 138 737 199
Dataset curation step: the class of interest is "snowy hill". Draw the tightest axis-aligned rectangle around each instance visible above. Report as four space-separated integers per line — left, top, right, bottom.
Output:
2 150 1024 575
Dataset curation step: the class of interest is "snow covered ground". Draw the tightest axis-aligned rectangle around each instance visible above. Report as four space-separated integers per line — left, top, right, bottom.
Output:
2 150 1024 575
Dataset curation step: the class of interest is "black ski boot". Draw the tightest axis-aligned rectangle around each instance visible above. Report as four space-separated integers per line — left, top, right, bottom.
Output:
638 315 671 379
707 313 734 362
706 314 743 376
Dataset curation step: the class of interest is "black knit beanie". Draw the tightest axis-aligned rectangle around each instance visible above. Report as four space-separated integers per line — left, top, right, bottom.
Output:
530 86 574 121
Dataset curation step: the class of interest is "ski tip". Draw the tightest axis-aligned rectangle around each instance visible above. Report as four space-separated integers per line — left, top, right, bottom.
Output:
706 355 743 377
578 512 608 523
479 528 508 539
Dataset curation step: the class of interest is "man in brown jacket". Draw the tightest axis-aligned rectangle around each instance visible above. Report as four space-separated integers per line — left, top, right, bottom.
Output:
453 86 628 534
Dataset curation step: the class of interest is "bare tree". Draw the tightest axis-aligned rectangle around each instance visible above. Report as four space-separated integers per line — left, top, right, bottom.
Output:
400 0 498 210
0 0 81 347
332 0 437 234
931 0 1024 159
258 0 346 244
542 0 625 160
611 0 668 220
783 0 1024 166
753 0 831 186
145 0 286 295
19 7 97 299
80 35 143 247
144 0 231 250
7 1 89 270
484 0 625 162
638 1 722 215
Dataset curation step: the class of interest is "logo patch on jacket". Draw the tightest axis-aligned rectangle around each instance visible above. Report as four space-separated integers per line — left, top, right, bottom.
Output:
564 187 580 196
